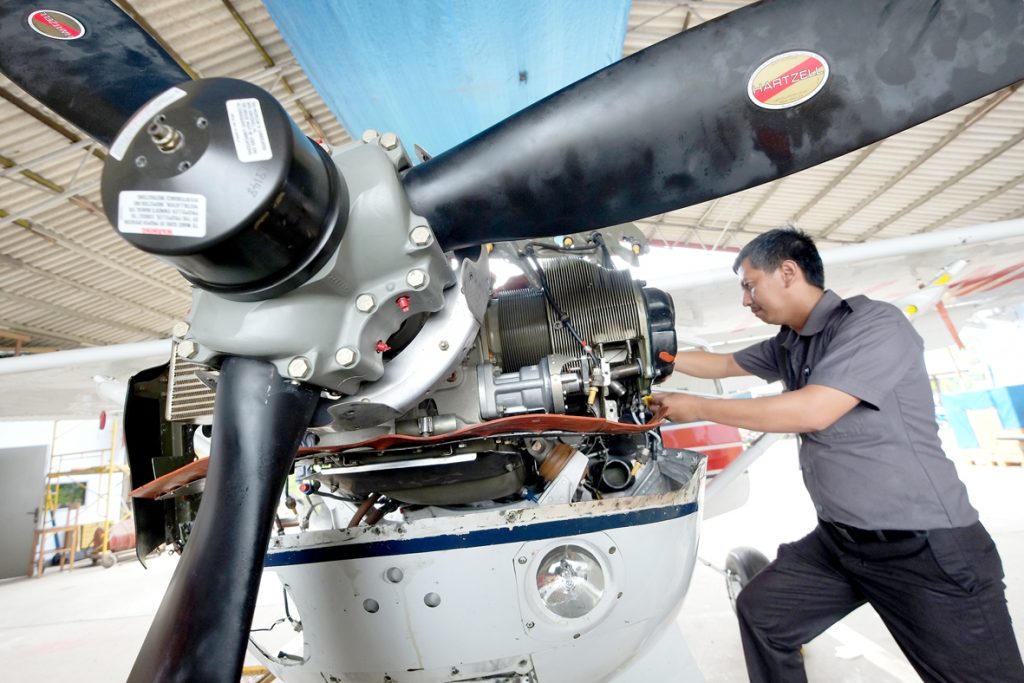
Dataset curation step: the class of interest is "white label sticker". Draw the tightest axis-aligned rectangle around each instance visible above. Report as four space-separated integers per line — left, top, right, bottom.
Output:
109 87 188 161
226 98 273 162
118 191 206 238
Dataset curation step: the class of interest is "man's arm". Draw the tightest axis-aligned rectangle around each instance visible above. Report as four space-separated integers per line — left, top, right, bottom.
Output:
673 351 749 379
649 384 860 433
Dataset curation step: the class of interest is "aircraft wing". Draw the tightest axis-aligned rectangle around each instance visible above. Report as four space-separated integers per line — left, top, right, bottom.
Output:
3 219 1022 420
0 340 169 421
649 219 1024 352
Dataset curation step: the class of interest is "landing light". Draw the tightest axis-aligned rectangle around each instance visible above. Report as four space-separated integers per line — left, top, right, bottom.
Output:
535 545 605 618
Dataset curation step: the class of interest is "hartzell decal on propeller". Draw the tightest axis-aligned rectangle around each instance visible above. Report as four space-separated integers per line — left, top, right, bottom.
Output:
747 51 829 109
0 1 1022 682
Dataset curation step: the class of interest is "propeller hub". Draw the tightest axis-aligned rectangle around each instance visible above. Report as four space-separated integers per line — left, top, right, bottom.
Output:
101 78 348 301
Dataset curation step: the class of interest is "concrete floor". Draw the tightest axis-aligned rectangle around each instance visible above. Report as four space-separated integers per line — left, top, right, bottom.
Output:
0 434 1021 682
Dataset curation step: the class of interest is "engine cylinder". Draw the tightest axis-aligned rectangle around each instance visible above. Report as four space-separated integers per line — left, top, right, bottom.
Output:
488 258 676 380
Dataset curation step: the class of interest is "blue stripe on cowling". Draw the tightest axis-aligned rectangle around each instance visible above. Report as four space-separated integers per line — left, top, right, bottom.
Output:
262 0 631 157
266 501 698 567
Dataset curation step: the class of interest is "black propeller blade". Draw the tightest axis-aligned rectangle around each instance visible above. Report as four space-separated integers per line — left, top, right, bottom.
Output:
0 1 190 147
126 357 318 683
403 0 1024 251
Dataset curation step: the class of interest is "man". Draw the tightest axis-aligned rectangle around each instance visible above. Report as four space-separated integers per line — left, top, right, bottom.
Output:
648 228 1024 683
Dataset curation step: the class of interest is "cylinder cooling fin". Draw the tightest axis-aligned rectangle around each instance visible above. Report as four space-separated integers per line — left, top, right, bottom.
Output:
542 259 643 357
491 259 641 371
101 78 348 301
493 288 552 372
488 258 676 382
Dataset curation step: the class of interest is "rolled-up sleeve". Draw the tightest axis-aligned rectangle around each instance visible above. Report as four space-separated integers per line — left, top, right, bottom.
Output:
807 304 917 410
734 338 783 383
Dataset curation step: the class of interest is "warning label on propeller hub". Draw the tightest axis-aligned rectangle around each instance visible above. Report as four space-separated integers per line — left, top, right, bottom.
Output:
226 99 273 163
118 191 207 238
28 10 85 40
748 51 829 110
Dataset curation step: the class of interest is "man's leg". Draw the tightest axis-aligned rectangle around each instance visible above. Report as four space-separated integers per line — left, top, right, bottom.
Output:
737 527 865 683
850 522 1024 683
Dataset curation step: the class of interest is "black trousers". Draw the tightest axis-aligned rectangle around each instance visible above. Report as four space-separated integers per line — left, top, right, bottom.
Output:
736 521 1024 682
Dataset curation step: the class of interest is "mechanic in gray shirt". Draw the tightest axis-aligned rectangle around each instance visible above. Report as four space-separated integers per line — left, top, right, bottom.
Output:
649 228 1023 683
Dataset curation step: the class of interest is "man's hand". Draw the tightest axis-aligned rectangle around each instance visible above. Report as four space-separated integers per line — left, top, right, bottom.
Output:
648 392 705 424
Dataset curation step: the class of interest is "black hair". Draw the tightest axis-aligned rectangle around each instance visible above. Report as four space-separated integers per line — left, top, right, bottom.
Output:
732 226 825 289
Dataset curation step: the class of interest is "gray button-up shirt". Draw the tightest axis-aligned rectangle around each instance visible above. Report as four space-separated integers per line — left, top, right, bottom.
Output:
734 289 977 530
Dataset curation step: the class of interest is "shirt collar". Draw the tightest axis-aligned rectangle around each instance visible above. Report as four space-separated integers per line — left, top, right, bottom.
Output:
795 289 841 337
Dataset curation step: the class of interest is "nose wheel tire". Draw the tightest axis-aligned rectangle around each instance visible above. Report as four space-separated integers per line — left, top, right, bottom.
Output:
725 546 770 614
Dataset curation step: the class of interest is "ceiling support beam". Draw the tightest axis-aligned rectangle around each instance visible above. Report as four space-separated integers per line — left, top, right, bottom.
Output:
3 217 191 303
819 83 1021 239
113 0 199 79
0 290 167 338
854 127 1024 241
0 86 106 160
0 253 180 326
717 180 787 248
220 0 328 142
918 172 1024 234
0 317 105 347
0 180 101 230
0 140 95 181
788 142 881 225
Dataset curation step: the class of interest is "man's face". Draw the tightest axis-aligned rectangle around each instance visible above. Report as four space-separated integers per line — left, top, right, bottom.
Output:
737 258 788 325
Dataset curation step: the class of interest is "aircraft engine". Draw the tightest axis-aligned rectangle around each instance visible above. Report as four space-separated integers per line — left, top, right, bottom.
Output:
291 251 678 508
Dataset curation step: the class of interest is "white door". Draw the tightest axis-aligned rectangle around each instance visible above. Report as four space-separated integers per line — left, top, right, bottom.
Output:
0 446 49 579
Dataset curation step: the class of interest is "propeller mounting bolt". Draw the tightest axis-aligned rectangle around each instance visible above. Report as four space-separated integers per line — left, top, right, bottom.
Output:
409 225 433 246
379 132 399 151
361 129 379 143
171 321 190 338
335 347 357 367
406 269 427 289
176 340 197 359
355 293 376 312
287 356 311 379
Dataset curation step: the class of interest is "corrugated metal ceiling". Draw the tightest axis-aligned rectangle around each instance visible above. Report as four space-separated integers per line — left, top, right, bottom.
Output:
0 0 1021 354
